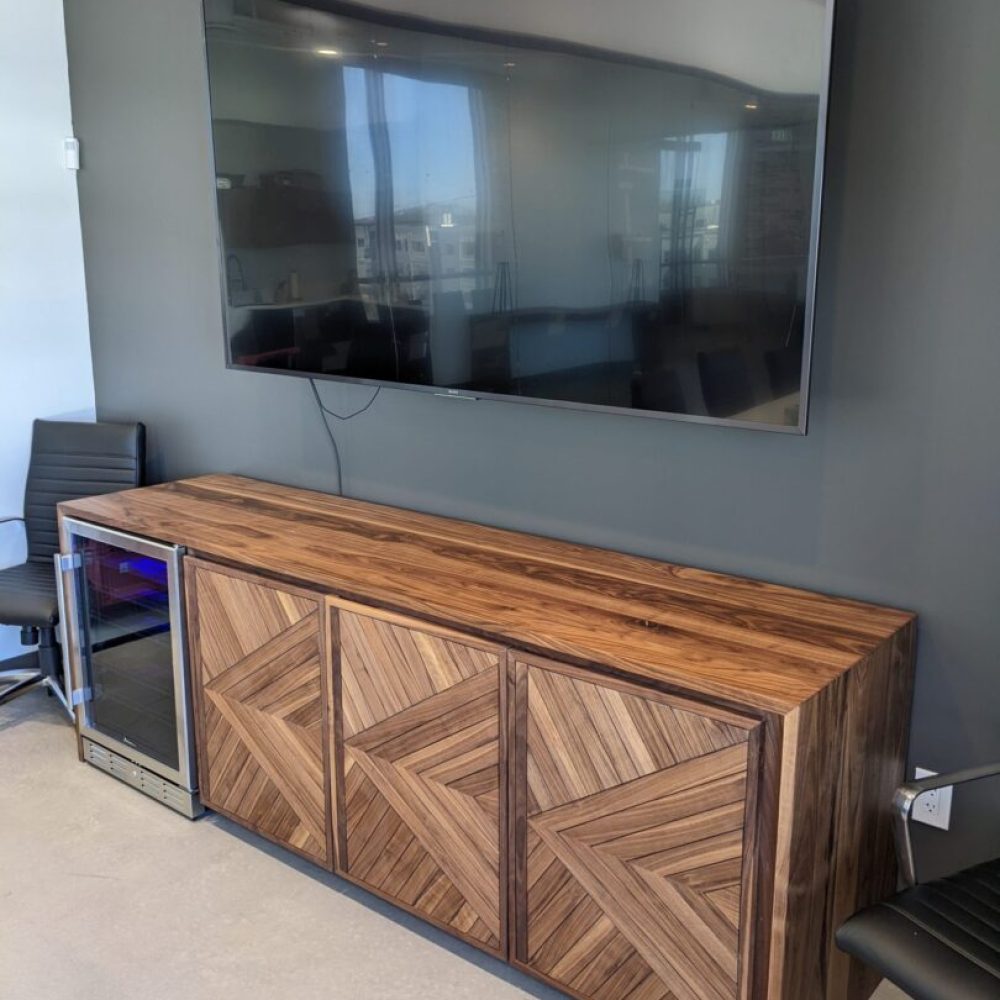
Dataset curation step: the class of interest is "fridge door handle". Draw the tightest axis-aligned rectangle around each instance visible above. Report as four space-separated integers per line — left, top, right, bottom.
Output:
54 552 81 719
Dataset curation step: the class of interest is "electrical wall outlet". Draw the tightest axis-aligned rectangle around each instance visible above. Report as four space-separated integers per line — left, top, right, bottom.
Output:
912 767 953 831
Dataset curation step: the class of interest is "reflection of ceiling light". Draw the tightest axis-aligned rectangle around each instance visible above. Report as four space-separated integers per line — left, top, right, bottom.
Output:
745 100 759 110
315 48 341 57
504 61 516 68
373 40 389 47
706 224 719 230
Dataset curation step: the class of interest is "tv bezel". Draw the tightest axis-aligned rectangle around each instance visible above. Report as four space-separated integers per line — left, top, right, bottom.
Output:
203 0 837 435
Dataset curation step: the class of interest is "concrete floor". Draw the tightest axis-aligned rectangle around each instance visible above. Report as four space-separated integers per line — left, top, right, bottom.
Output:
1 687 911 1000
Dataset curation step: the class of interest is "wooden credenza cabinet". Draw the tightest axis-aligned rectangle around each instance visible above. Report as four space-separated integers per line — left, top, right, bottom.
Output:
60 475 916 1000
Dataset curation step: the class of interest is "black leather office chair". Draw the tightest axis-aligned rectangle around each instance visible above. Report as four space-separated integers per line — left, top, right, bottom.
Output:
837 762 1000 1000
0 419 145 716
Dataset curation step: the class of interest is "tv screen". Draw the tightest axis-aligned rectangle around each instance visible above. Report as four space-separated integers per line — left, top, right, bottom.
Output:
204 0 832 430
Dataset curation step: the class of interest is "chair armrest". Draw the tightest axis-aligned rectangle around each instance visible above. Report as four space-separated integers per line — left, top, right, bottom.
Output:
893 760 1000 887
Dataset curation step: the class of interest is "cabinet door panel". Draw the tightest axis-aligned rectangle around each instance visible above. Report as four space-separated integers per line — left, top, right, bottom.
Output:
335 605 505 954
515 657 760 1000
187 560 330 866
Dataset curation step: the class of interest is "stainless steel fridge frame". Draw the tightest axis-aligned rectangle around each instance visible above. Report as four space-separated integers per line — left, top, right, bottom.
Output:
57 517 201 817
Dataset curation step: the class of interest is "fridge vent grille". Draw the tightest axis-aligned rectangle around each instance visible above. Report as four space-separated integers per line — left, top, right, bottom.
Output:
83 738 202 819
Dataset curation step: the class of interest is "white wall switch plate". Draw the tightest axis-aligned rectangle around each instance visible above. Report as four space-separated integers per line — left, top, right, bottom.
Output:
912 767 953 831
63 137 80 170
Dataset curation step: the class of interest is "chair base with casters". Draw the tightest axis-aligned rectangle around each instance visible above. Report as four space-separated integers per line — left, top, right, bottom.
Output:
837 762 1000 1000
0 628 73 718
0 542 73 718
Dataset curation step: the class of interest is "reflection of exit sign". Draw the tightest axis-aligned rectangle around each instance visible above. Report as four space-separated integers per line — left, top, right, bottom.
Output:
771 128 792 143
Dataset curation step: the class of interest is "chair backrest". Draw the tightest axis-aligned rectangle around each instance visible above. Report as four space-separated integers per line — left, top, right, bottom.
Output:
23 419 146 563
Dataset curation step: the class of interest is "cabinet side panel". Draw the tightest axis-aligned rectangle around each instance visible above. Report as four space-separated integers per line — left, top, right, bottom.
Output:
771 622 916 1000
826 622 916 1000
768 690 843 999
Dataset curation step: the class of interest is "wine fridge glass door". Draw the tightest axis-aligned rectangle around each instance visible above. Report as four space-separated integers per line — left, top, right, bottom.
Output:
67 523 191 785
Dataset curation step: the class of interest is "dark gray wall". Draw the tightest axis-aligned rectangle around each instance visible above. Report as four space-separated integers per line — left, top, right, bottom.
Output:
65 0 1000 875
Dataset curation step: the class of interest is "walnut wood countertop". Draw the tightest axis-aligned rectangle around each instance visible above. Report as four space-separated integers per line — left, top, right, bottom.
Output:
59 475 914 716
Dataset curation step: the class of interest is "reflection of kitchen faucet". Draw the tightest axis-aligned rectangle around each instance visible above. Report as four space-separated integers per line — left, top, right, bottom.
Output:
226 253 247 291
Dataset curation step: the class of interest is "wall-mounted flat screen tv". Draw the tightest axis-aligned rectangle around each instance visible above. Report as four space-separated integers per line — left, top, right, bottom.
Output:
203 0 833 431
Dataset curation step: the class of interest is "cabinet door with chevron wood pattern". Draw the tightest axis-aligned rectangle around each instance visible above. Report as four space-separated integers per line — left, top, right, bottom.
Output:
514 656 761 1000
333 604 506 955
187 560 331 867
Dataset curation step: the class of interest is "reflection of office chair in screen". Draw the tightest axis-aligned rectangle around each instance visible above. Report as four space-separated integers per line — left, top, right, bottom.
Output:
698 348 754 417
230 310 298 368
0 419 145 717
311 298 368 374
765 346 803 399
631 368 686 414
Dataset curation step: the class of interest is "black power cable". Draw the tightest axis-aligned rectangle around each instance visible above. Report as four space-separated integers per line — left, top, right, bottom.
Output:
309 378 382 496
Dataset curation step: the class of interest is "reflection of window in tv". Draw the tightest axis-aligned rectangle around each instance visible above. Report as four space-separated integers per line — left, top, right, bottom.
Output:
343 65 481 296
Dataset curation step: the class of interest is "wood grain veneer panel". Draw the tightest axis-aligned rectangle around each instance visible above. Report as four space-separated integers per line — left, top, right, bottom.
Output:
62 475 916 714
515 656 761 1000
187 559 331 867
334 604 506 954
768 620 916 1000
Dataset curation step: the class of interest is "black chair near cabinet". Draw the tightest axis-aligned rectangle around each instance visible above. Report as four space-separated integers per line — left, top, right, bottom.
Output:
0 419 145 716
836 762 1000 1000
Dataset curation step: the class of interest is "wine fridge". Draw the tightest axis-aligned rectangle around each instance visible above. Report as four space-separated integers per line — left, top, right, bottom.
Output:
57 518 201 817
